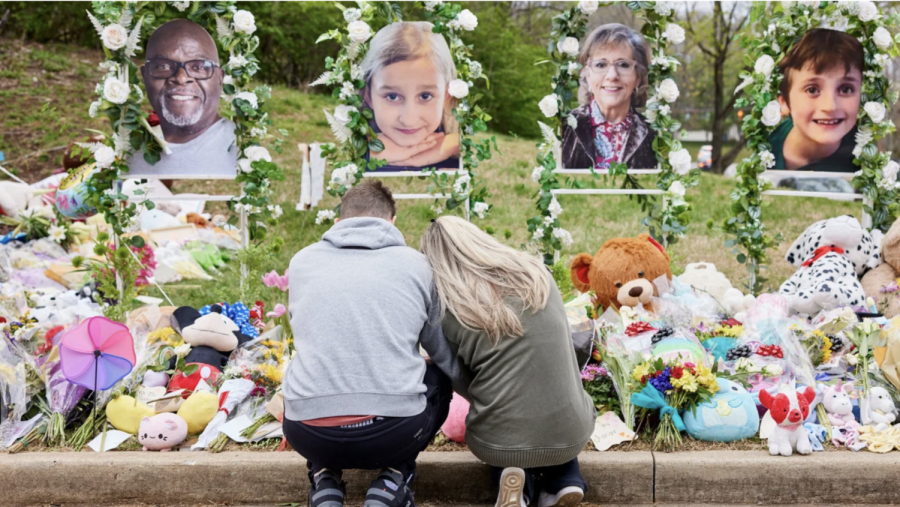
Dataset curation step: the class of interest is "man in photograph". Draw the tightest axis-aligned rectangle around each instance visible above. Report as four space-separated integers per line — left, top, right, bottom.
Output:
128 19 237 178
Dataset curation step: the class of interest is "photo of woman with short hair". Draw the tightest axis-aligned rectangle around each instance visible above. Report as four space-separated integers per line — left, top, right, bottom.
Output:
361 21 461 171
561 23 657 171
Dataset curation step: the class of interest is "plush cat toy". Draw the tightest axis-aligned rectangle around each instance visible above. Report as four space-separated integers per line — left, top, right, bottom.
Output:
167 305 253 393
760 384 816 456
139 413 188 451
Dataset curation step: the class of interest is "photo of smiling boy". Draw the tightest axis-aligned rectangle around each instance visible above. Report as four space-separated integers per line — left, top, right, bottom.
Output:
128 19 237 178
361 22 461 172
769 29 864 172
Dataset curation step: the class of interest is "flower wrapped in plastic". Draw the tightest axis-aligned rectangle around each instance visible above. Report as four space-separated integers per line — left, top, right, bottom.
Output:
597 328 643 430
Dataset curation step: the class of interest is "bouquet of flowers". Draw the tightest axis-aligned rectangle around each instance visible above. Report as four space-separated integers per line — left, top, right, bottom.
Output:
581 363 621 417
630 357 719 451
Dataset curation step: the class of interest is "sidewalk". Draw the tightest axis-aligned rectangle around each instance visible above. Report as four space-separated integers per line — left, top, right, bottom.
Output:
3 450 900 506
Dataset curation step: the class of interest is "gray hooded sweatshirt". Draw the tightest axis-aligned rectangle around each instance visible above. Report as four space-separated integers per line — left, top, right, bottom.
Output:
283 217 463 421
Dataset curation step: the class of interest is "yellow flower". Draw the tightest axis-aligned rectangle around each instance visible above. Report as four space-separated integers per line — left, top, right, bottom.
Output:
673 373 699 393
714 325 744 338
822 335 833 363
632 363 651 382
257 363 283 383
148 327 183 347
700 376 719 392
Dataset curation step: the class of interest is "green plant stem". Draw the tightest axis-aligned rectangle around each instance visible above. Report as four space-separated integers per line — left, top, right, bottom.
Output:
241 413 276 439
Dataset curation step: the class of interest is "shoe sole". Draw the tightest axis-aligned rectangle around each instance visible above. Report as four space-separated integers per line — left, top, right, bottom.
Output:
497 468 526 507
542 489 584 507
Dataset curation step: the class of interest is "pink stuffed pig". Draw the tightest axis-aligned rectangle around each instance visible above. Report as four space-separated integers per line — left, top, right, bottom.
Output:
139 413 188 451
441 393 469 443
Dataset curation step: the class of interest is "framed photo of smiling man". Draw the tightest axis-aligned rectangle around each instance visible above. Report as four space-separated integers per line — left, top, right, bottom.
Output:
128 18 237 179
361 21 461 172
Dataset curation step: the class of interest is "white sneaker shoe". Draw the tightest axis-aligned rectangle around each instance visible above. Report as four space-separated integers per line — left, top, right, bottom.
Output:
537 486 584 507
495 467 527 507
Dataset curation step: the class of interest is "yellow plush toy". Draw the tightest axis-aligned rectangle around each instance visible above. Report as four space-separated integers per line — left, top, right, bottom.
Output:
177 390 218 434
106 395 156 435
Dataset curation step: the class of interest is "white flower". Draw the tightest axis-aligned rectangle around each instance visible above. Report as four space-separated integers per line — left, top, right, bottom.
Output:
88 100 101 118
532 166 546 183
431 204 443 215
103 77 130 104
468 60 483 79
567 61 580 76
452 9 478 31
760 150 776 168
453 174 471 195
343 8 362 22
539 94 560 118
48 225 66 243
578 1 599 15
448 79 469 99
552 228 574 247
652 56 670 69
316 210 336 224
339 81 357 101
873 27 893 50
237 159 253 173
654 2 672 16
840 0 861 15
228 54 248 68
754 54 775 77
668 148 692 175
473 202 490 219
542 216 554 227
883 160 900 184
333 104 358 125
234 91 258 109
762 364 784 377
865 101 886 124
557 37 580 57
657 78 680 103
331 164 358 188
548 197 563 219
873 53 890 68
663 23 685 45
347 20 372 43
223 75 234 86
244 146 272 163
761 100 783 127
645 109 658 122
532 227 545 242
858 1 878 22
826 16 849 32
172 1 190 11
659 104 671 116
781 1 795 10
100 24 128 51
799 0 818 7
250 126 267 138
424 0 443 12
350 64 363 81
223 366 243 377
174 344 192 358
93 146 116 168
267 205 284 219
668 181 686 197
232 10 256 35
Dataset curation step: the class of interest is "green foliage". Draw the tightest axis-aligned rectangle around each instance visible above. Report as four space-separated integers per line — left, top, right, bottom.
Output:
583 374 622 417
550 258 576 301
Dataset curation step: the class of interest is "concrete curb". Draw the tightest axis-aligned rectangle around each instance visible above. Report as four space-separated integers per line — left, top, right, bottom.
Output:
3 450 900 506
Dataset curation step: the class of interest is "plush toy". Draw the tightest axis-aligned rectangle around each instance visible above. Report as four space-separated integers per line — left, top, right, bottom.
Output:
167 305 252 393
683 379 760 442
139 413 188 451
821 381 858 428
143 370 170 388
759 385 816 456
862 218 900 318
0 181 48 219
677 262 733 303
861 386 898 425
177 390 219 434
650 337 708 366
779 216 881 315
107 395 156 435
722 288 756 323
570 234 672 312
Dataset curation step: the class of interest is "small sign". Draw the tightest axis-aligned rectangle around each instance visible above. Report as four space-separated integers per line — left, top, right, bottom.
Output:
591 411 636 451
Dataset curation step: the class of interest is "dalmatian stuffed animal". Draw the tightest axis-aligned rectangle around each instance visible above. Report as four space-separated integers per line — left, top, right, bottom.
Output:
779 216 882 315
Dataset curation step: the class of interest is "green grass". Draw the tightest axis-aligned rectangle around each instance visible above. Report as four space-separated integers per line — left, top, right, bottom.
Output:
0 37 865 308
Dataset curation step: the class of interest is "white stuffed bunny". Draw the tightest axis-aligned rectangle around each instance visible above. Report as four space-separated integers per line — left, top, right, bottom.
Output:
861 386 898 425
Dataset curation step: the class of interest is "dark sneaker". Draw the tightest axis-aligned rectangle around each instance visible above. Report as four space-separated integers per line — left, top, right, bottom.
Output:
364 468 415 507
308 469 346 507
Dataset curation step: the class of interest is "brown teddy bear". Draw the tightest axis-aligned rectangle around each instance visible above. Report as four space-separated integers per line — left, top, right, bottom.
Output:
862 218 900 318
570 233 672 312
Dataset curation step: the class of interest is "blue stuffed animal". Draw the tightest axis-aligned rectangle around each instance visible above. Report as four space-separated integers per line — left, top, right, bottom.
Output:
683 378 760 442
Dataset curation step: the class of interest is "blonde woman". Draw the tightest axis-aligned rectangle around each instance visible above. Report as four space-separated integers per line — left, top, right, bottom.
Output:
420 217 595 507
361 21 461 171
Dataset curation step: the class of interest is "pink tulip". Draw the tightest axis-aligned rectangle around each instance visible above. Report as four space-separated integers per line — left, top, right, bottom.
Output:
275 271 289 292
261 270 280 288
267 304 286 318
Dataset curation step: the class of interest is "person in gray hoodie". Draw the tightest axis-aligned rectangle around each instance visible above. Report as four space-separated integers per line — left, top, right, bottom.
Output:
282 180 462 507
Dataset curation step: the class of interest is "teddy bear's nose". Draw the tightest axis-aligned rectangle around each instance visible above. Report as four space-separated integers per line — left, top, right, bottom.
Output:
628 286 643 297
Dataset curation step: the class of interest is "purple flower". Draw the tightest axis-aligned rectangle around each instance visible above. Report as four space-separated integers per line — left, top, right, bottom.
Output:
580 364 609 381
880 281 899 294
649 366 673 393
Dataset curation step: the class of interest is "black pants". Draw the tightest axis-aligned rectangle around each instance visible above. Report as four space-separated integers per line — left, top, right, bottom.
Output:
491 458 588 503
284 363 452 482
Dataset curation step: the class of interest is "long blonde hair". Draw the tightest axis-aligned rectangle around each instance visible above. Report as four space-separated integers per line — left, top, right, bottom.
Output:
421 216 551 343
360 21 458 134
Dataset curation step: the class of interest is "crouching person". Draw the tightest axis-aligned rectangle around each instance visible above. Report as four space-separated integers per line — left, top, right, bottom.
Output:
421 216 596 507
282 180 462 507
